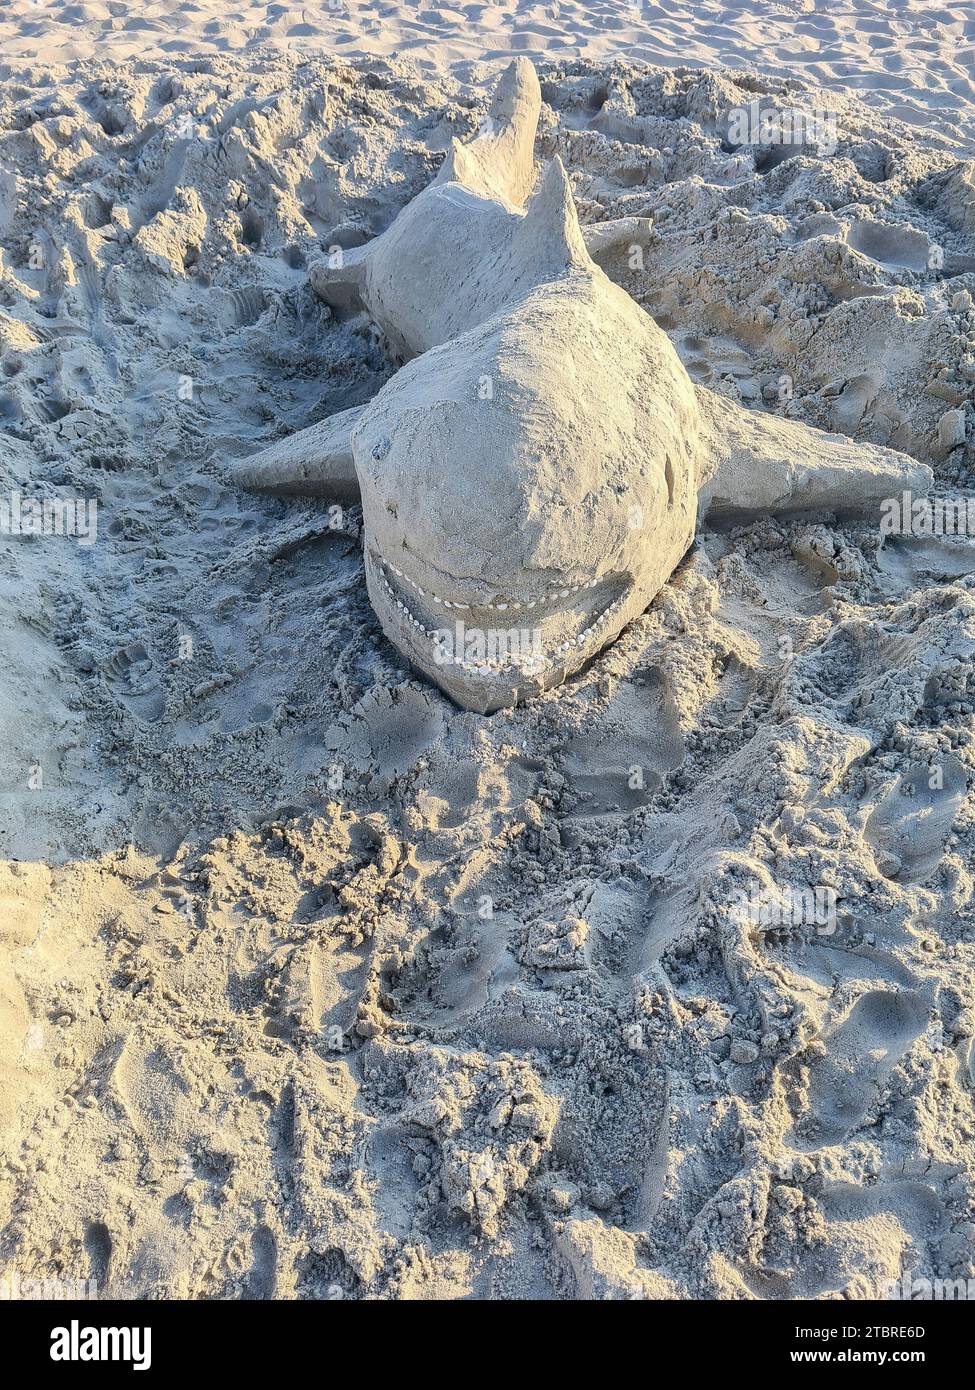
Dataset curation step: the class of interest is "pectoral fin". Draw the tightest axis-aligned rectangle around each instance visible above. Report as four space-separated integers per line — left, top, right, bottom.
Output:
696 387 932 522
234 403 364 501
309 244 371 314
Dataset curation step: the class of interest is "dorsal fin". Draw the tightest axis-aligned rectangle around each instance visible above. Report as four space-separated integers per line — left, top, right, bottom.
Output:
518 156 592 272
437 137 480 189
435 57 541 207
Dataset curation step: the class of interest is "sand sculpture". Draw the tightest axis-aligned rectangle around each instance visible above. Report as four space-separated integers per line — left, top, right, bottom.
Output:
237 58 930 712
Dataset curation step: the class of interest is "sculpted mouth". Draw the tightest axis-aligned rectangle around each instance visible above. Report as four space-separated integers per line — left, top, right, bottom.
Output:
376 555 604 613
369 550 630 676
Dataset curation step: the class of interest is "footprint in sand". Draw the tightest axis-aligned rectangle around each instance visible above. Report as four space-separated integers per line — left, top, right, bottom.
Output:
800 987 927 1145
749 1178 944 1298
846 220 933 272
243 1225 277 1299
364 1123 422 1240
877 535 975 595
324 682 446 789
84 1220 114 1291
864 755 968 883
554 1043 666 1227
415 910 520 1027
561 674 683 815
104 641 165 722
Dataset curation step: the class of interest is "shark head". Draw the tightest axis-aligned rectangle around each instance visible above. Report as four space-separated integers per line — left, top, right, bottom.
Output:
353 275 701 712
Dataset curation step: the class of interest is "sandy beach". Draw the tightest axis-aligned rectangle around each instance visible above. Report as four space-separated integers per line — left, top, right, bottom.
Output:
2 0 975 1304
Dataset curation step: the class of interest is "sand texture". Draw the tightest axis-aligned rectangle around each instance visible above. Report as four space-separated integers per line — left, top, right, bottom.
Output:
2 14 975 1301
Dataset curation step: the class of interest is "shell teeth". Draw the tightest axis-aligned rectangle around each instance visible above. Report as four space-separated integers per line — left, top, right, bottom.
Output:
373 553 610 611
374 553 623 675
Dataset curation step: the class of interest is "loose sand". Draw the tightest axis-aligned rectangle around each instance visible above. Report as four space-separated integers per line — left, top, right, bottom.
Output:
2 3 975 1300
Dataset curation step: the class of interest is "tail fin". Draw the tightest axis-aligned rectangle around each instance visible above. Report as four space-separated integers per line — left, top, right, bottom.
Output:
436 57 541 207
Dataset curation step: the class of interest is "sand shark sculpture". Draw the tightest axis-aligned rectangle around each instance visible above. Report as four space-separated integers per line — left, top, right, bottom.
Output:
236 58 930 713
